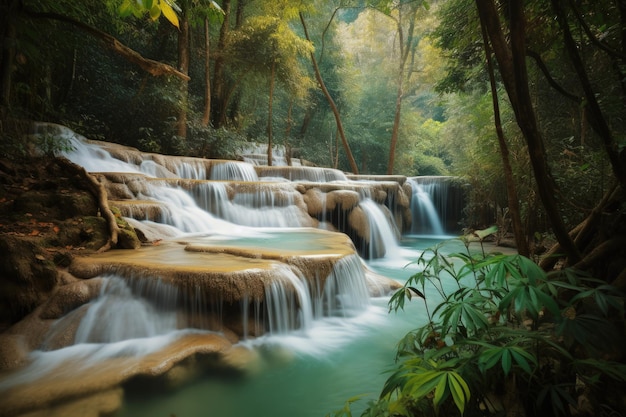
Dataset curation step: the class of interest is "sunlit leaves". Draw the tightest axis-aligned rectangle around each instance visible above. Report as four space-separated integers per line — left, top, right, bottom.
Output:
227 15 314 100
159 1 179 28
117 0 181 28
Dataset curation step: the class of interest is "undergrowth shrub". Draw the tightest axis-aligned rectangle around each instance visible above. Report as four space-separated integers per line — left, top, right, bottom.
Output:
331 229 626 417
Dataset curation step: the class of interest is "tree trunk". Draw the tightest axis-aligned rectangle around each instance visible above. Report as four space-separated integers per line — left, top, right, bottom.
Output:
0 0 18 112
212 0 231 128
300 13 359 174
475 0 581 265
285 101 293 166
201 18 211 127
386 12 415 175
480 17 530 257
176 5 190 140
267 61 275 167
387 83 402 175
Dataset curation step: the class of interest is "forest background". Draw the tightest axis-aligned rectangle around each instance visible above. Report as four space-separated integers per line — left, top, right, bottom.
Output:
3 0 624 270
2 1 626 415
1 0 625 287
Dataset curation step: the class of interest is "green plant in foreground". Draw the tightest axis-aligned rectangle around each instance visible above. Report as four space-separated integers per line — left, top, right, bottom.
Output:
330 229 626 417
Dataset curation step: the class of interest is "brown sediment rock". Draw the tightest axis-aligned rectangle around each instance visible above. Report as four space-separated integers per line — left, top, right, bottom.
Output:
68 229 358 304
110 200 165 223
365 266 402 296
326 190 360 211
348 206 370 242
303 187 325 216
0 334 30 371
0 332 233 417
40 278 102 320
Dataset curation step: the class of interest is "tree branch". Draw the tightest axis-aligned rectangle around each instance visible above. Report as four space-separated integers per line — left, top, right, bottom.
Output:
22 9 190 81
526 49 580 103
567 0 626 61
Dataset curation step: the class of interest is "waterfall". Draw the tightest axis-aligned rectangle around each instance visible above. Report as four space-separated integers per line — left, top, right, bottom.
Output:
408 178 446 236
38 125 398 340
175 161 207 180
256 166 348 182
210 161 259 181
193 182 309 227
359 199 401 259
139 160 177 178
264 265 314 335
58 131 144 174
74 276 179 344
139 183 237 235
319 255 370 317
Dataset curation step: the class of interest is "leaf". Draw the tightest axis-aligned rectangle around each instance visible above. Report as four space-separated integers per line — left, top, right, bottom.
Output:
210 0 225 14
501 349 512 375
149 4 161 20
407 286 425 299
478 348 502 373
510 347 536 375
118 0 133 17
432 373 448 409
160 0 180 28
448 372 470 414
474 225 498 240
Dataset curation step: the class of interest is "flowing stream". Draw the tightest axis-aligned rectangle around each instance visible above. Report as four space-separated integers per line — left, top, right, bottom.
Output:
2 126 463 417
118 236 459 417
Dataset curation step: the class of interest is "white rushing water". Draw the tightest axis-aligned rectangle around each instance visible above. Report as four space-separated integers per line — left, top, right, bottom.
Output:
408 178 446 236
2 125 460 417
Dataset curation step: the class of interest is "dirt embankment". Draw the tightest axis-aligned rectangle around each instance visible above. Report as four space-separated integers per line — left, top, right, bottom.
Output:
0 157 139 330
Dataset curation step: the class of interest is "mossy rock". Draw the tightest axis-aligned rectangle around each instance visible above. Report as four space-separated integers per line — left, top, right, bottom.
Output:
111 206 141 249
117 226 141 249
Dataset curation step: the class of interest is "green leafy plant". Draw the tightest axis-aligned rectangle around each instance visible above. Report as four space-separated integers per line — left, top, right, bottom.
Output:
334 228 626 417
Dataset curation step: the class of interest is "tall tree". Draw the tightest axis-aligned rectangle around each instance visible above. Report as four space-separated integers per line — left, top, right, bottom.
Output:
370 0 427 175
480 17 530 257
177 1 190 140
300 11 359 174
211 0 232 128
475 0 582 264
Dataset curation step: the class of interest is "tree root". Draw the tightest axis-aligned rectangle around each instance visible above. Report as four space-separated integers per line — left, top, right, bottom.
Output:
539 184 621 272
55 157 119 252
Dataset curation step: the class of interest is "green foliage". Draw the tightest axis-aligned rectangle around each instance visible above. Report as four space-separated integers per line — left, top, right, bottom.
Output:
334 229 626 417
117 0 182 28
36 133 76 157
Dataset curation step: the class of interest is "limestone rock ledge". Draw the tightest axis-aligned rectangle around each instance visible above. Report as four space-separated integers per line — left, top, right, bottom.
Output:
0 228 401 417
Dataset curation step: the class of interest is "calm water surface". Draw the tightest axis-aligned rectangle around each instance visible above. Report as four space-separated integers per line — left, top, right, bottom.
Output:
118 236 458 417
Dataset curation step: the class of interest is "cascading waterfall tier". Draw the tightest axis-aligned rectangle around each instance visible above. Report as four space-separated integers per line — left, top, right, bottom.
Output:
407 176 466 236
0 123 418 417
65 230 380 340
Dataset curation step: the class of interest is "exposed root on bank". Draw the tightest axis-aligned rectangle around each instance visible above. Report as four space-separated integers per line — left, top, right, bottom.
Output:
55 157 119 252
